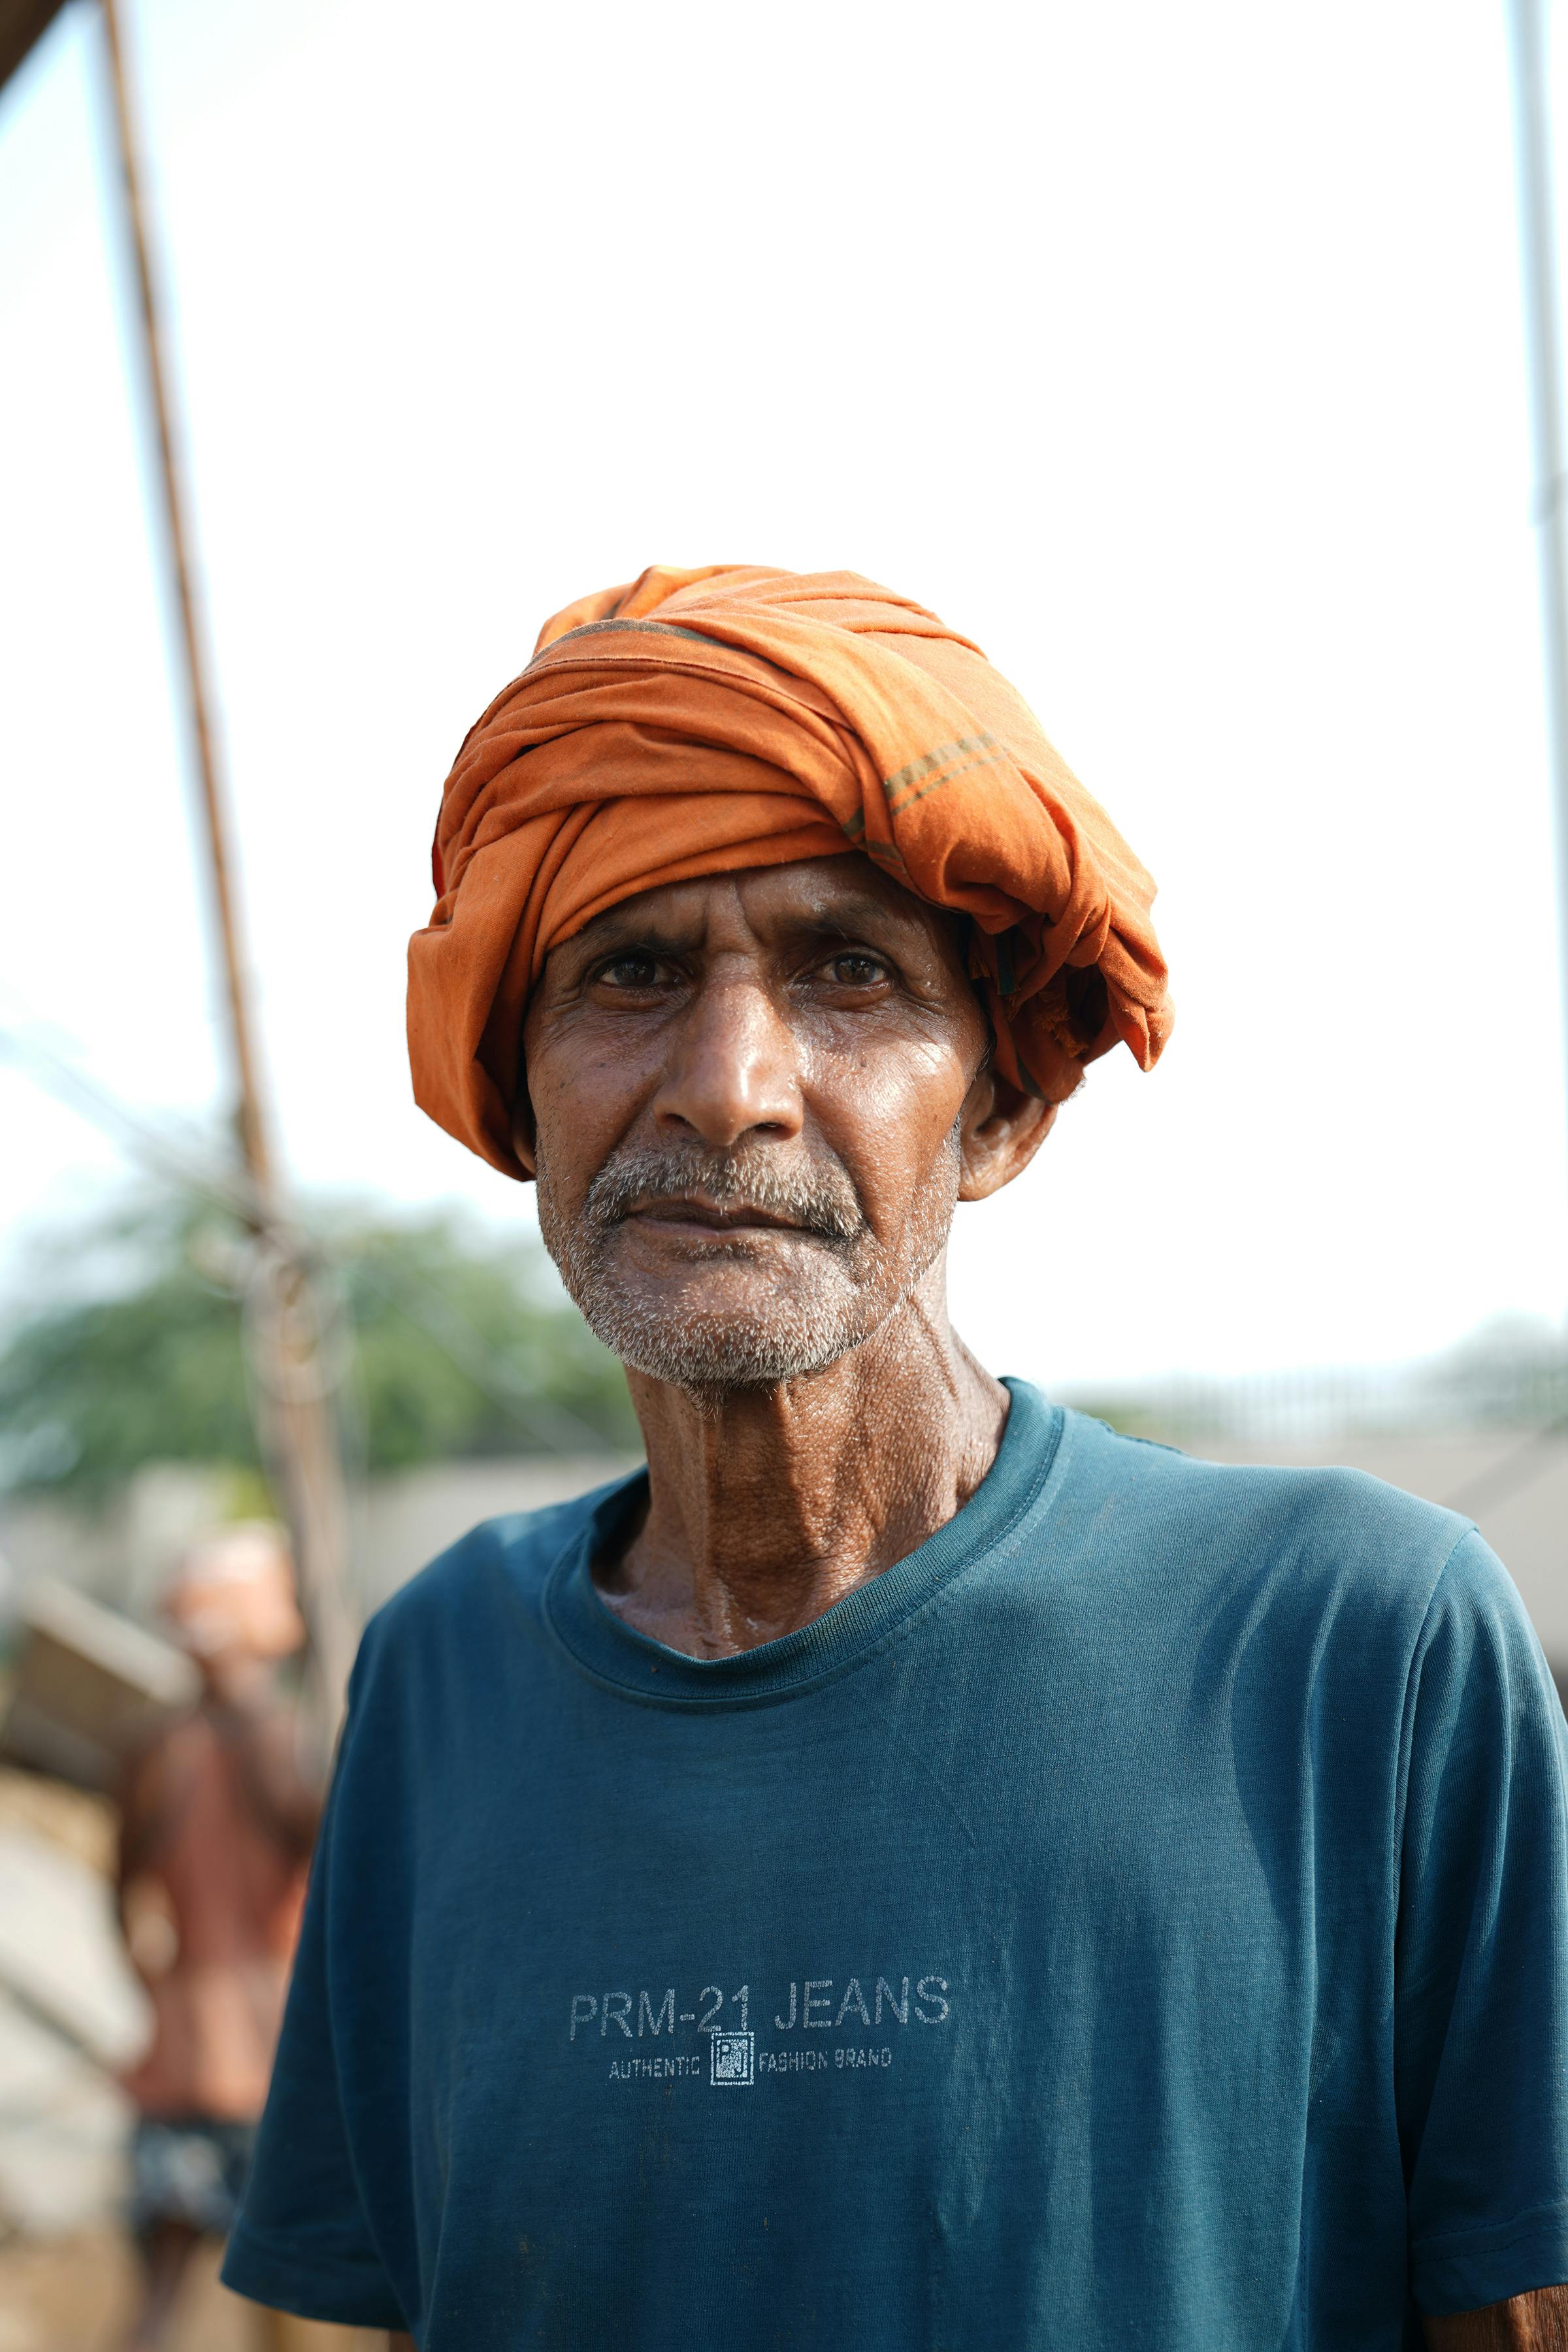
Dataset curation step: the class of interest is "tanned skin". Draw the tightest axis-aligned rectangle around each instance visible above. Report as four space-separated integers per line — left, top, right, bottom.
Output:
524 856 1049 1652
385 852 1558 2347
1423 2306 1568 2347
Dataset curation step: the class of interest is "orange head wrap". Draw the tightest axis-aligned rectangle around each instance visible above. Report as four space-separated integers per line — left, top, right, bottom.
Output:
408 564 1173 1179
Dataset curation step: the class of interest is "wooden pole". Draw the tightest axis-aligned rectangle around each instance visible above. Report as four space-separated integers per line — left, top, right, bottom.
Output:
98 0 275 1194
96 0 357 1736
1507 0 1568 1179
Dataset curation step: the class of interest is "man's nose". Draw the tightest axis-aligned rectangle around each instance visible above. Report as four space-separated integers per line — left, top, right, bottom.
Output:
650 972 804 1150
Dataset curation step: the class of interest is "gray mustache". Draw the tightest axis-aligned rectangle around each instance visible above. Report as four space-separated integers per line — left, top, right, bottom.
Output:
582 1147 864 1243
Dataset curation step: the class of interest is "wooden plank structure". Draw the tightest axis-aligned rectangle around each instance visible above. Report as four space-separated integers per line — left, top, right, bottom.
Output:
0 1578 198 1791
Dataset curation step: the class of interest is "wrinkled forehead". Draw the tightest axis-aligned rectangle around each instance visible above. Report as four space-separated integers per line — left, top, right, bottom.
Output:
554 852 972 969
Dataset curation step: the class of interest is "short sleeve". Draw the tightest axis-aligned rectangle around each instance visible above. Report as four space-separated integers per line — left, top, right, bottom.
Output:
220 1772 408 2330
1397 1529 1568 2315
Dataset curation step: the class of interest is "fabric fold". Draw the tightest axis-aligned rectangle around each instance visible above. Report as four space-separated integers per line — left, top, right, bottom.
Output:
408 563 1173 1179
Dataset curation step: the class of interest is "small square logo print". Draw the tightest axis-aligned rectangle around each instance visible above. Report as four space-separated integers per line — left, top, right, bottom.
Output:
710 2030 754 2086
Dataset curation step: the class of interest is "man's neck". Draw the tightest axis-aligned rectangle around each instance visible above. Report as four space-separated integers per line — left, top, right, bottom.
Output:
596 1269 1009 1659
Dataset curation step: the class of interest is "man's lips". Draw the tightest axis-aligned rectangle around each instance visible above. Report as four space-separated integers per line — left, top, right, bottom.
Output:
621 1193 811 1235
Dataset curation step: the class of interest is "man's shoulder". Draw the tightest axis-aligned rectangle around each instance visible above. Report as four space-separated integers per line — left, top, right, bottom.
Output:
355 1467 642 1669
1054 1405 1479 1616
1039 1409 1541 1718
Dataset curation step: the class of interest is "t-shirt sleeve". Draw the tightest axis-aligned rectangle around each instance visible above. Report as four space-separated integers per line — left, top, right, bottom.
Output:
1397 1527 1568 2315
220 1771 408 2331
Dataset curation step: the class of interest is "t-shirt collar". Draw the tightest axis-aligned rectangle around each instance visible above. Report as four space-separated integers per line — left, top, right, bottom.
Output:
542 1378 1062 1707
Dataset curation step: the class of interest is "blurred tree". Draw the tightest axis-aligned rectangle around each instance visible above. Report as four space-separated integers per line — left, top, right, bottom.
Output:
0 1192 637 1497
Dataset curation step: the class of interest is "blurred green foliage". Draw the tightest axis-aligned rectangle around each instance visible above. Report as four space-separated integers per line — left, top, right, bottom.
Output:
0 1192 638 1497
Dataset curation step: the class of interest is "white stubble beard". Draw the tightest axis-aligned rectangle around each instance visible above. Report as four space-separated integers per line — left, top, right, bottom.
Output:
535 1135 960 1398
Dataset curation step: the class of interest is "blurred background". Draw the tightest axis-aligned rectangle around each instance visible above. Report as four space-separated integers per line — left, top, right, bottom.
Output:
3 0 1568 2340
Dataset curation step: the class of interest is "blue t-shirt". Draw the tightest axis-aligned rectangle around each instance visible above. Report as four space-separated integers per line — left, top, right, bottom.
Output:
223 1382 1568 2348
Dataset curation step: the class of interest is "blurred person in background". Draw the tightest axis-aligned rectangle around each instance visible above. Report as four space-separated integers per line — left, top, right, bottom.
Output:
225 567 1568 2350
116 1524 319 2352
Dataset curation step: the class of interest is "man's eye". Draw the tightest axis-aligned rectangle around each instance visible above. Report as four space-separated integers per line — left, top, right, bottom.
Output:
825 952 889 988
595 953 662 988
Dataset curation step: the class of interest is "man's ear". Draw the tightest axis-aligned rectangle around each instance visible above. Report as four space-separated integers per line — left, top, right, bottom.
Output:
957 1070 1060 1201
510 1075 538 1180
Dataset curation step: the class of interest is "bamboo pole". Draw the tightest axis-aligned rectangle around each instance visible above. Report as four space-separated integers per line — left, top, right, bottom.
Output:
96 0 357 1736
1507 0 1568 1178
98 0 274 1194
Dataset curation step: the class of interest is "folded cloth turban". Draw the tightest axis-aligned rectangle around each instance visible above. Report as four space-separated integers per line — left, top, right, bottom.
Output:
408 564 1173 1179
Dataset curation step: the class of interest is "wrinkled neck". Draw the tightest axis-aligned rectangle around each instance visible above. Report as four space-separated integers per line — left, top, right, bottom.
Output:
598 1265 1008 1658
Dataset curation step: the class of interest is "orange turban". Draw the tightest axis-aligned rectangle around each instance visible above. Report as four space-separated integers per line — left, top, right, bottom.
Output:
408 565 1173 1179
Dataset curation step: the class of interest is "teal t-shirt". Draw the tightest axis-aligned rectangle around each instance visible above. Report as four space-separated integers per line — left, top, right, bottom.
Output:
223 1382 1568 2347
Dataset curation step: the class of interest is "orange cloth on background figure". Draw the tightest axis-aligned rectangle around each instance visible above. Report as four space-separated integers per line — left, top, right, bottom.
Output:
407 565 1174 1179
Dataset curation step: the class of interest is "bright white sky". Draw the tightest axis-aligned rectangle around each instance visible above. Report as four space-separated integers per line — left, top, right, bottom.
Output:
2 0 1567 1388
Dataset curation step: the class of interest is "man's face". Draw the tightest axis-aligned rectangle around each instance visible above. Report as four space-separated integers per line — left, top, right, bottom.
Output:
523 855 1045 1394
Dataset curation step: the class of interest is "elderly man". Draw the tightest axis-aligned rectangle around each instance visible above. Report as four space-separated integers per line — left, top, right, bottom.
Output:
223 568 1568 2349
